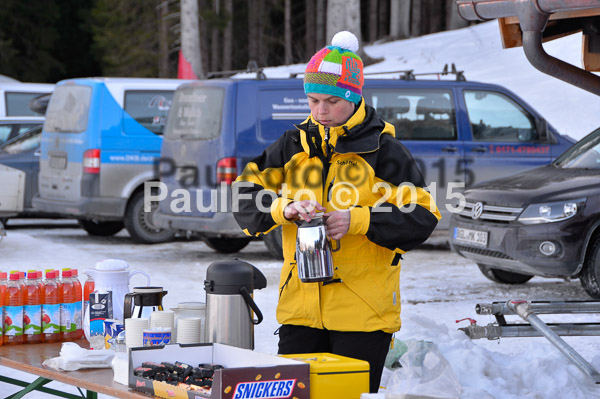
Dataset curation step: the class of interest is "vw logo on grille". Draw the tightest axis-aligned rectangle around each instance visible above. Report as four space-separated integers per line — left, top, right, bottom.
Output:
472 202 484 220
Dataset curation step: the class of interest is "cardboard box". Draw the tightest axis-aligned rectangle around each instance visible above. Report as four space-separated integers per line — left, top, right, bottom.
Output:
129 343 310 399
280 353 369 399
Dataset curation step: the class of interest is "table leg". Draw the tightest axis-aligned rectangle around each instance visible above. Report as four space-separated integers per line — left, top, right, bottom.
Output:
0 375 90 399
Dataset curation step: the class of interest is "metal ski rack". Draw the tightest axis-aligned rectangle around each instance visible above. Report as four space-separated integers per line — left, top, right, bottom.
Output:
207 60 266 80
363 63 466 81
459 300 600 384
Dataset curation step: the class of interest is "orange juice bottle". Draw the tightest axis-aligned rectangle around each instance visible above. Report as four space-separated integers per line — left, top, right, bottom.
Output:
0 272 6 346
70 269 84 340
4 272 24 345
42 270 62 342
36 272 46 342
23 271 42 344
83 273 94 317
60 269 75 341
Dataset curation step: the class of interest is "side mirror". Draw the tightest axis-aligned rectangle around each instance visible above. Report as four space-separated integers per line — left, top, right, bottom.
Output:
536 118 556 144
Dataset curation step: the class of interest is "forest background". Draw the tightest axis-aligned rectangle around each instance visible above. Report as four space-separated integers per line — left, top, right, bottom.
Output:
0 0 474 83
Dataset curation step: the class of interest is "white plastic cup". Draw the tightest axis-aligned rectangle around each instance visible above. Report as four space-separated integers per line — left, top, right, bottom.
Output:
125 318 149 348
176 318 202 344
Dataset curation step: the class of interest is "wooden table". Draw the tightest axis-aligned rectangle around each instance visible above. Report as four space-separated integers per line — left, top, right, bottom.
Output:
0 340 149 399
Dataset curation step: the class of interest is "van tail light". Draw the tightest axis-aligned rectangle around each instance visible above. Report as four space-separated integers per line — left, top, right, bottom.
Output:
217 157 237 185
83 149 101 174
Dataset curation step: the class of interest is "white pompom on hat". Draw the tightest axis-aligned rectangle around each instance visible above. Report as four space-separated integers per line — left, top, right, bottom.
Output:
331 31 360 53
304 30 364 104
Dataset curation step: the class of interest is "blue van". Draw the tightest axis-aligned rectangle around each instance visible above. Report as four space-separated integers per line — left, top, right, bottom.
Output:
33 78 191 243
155 74 575 254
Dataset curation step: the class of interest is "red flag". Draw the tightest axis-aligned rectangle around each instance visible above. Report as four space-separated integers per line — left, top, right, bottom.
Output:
177 50 198 79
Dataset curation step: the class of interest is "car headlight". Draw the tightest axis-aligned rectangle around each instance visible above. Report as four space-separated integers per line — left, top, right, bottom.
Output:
518 198 586 224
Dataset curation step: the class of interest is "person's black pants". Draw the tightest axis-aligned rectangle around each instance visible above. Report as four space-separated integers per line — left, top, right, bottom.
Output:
277 324 392 393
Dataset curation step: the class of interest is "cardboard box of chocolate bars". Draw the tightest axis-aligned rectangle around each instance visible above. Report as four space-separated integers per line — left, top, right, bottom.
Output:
129 343 310 399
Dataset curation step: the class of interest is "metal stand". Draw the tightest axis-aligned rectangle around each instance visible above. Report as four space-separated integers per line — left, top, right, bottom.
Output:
0 375 98 399
459 300 600 384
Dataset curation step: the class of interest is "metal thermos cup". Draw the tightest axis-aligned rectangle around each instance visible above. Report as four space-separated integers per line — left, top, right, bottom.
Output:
204 260 267 350
295 214 341 283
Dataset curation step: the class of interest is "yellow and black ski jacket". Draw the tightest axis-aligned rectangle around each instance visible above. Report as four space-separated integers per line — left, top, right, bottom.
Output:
233 100 441 333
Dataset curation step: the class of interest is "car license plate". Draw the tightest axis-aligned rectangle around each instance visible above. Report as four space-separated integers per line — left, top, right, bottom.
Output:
454 227 488 247
50 155 67 169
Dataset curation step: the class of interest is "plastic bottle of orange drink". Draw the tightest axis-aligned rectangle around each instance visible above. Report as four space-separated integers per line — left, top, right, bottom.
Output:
42 270 62 342
83 273 94 315
23 270 42 344
4 272 24 345
0 272 7 346
70 269 84 339
60 269 75 341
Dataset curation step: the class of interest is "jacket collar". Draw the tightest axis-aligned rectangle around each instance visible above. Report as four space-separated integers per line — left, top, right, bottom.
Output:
295 99 393 156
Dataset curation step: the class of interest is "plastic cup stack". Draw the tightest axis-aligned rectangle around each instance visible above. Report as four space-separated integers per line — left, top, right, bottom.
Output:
150 310 175 330
176 318 202 344
125 318 149 348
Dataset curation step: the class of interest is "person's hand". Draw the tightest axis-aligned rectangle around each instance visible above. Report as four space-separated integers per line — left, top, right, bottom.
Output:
284 200 326 222
324 210 350 240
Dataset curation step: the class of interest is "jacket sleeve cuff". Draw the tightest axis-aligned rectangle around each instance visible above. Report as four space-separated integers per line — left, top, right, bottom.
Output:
348 206 370 235
271 197 294 225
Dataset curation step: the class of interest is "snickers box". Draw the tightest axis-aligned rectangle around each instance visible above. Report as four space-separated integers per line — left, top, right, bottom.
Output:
129 343 310 399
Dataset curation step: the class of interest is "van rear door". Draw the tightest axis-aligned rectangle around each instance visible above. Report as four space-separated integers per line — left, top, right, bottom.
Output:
39 82 94 202
159 82 230 220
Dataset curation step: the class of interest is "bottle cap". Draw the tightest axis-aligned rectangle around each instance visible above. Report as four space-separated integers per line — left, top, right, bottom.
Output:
62 270 71 278
10 273 20 280
45 270 56 279
71 269 78 277
0 272 7 279
27 272 37 280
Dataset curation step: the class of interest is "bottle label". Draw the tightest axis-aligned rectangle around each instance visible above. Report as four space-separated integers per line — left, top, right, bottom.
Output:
74 300 82 329
24 304 42 335
42 303 61 334
4 305 24 336
60 302 76 333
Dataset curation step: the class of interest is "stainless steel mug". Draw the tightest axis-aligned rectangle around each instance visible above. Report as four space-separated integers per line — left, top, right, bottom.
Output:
295 214 341 283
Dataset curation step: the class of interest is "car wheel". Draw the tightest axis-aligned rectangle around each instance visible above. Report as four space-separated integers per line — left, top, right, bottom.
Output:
477 264 534 284
0 217 8 227
78 219 124 236
202 236 252 253
263 226 283 260
580 236 600 299
124 191 175 244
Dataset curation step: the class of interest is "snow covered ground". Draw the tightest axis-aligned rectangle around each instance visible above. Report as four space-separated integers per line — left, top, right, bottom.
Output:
0 220 599 398
2 20 600 399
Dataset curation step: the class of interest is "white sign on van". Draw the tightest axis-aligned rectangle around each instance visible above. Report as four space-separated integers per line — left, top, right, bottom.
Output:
272 97 309 120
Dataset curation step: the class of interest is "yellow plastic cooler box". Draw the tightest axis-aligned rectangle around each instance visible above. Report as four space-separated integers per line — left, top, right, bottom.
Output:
279 353 369 399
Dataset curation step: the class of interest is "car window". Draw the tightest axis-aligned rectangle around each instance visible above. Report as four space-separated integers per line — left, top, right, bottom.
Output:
464 90 537 142
0 125 14 143
124 90 174 135
555 128 600 169
1 126 42 154
365 89 456 140
45 85 92 133
5 92 48 116
165 86 224 140
259 89 309 141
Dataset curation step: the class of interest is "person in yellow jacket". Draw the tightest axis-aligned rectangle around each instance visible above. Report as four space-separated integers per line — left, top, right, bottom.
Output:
232 31 441 393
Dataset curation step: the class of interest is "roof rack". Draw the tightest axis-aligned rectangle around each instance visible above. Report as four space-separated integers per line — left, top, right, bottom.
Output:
363 63 466 81
206 60 266 80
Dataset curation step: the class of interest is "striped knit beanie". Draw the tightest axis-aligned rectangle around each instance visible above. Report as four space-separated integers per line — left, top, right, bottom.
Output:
304 31 364 104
